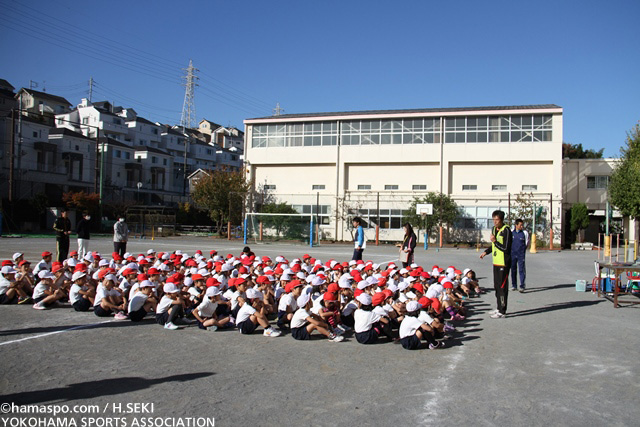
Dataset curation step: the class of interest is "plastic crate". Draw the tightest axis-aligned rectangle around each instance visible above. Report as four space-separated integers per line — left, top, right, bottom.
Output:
575 280 587 292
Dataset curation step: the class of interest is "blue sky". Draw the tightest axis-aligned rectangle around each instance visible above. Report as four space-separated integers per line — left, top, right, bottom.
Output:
1 0 638 156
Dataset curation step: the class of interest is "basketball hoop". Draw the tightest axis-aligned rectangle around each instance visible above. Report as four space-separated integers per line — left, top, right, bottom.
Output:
416 203 433 220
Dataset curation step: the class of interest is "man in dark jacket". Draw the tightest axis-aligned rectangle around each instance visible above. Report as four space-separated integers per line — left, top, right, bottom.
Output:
76 212 91 259
53 209 72 262
480 210 513 318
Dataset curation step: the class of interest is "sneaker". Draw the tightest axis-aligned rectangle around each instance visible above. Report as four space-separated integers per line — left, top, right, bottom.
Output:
333 327 344 336
511 287 517 291
164 322 179 330
452 314 465 321
489 309 499 315
429 341 443 350
207 325 218 332
263 327 281 337
519 288 525 293
490 312 505 319
114 312 128 320
175 317 194 325
18 296 32 305
330 334 344 342
443 324 456 333
338 324 352 332
32 302 46 310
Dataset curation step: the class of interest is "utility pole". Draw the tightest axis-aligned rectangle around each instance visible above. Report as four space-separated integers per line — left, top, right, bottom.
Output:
273 102 284 116
29 80 38 90
180 60 198 197
9 110 15 202
17 96 23 196
88 77 94 102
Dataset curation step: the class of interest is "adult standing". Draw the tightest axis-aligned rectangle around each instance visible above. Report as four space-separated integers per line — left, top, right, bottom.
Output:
511 218 529 293
352 217 364 261
53 208 72 262
480 210 513 318
76 212 91 259
113 216 129 258
396 222 417 268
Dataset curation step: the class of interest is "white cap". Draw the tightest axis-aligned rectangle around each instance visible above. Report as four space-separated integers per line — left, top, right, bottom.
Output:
406 300 422 312
296 272 306 280
406 291 417 299
410 263 419 269
38 270 54 279
338 274 353 289
164 283 179 293
399 268 408 275
357 280 369 290
388 283 398 293
147 249 156 255
205 286 221 297
175 250 183 255
1 266 17 275
104 274 117 282
140 280 154 288
245 288 263 299
98 259 109 267
183 277 194 287
366 276 377 286
356 293 372 305
123 252 132 259
72 271 86 281
12 252 23 261
296 292 311 308
281 273 292 281
161 253 170 260
398 281 410 291
463 268 471 275
67 258 78 267
311 277 325 286
221 264 233 272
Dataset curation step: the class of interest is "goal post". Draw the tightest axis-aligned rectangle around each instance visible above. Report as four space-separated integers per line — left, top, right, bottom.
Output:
245 212 315 247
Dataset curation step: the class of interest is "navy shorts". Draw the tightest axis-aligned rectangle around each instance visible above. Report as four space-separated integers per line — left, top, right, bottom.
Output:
0 293 18 305
72 299 91 312
291 326 311 340
94 305 112 317
156 312 169 325
277 310 290 326
400 334 422 350
237 319 257 335
129 307 147 322
355 328 379 344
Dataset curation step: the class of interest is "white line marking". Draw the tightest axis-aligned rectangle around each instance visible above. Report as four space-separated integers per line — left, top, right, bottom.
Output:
0 319 116 347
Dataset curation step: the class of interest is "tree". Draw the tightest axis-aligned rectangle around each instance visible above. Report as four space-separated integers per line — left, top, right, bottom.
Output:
562 142 604 159
190 169 250 235
260 202 306 240
403 192 459 241
609 122 640 240
570 203 590 243
62 191 100 215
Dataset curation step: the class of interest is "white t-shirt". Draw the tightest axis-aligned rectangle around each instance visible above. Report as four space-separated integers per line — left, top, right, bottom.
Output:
399 315 424 339
0 276 11 295
197 299 218 318
354 309 381 333
119 278 133 292
187 287 201 301
128 292 149 312
418 310 434 325
32 281 49 299
33 260 51 276
278 293 297 312
94 285 119 307
373 306 389 318
342 300 358 317
290 308 310 329
156 295 174 314
236 303 256 324
462 277 473 286
69 284 87 305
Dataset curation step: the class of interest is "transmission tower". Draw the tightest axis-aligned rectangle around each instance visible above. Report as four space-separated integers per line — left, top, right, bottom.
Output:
180 59 199 129
273 102 284 116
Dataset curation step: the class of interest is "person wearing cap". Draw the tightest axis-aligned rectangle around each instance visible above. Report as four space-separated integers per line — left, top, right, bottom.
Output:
235 288 281 337
191 286 231 331
113 217 129 258
93 275 126 318
33 252 53 277
0 266 31 304
276 280 304 330
76 212 92 259
314 291 346 336
290 292 344 342
399 300 443 350
396 223 418 268
352 217 365 261
32 270 66 310
128 281 158 322
461 269 482 295
480 210 513 319
353 293 390 344
156 282 188 330
69 271 94 312
14 260 35 300
53 208 72 263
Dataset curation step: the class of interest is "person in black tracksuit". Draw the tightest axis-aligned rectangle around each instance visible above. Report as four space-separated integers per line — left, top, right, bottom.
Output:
480 210 513 318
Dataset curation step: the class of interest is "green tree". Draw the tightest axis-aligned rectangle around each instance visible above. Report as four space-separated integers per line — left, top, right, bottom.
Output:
403 192 459 241
190 169 250 235
562 142 604 159
609 122 640 240
570 203 590 243
260 202 304 239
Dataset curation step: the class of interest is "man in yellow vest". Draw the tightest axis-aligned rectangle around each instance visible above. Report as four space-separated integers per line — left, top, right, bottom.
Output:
480 210 513 318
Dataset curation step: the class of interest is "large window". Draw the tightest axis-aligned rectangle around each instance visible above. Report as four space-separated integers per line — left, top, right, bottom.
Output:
350 208 408 229
445 115 552 144
291 204 331 225
341 118 441 146
587 176 609 189
252 122 338 148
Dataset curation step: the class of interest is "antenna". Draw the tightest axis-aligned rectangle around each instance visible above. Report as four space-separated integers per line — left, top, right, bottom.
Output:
273 102 284 116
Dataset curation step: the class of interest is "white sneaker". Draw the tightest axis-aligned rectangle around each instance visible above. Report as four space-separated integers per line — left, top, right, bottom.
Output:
490 312 505 319
164 322 179 330
207 325 218 332
263 327 281 337
32 303 46 310
333 328 344 336
489 309 499 315
330 334 345 342
338 324 352 332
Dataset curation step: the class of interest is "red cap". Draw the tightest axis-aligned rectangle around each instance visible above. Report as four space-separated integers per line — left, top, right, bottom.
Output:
410 270 421 277
291 264 301 273
69 250 78 256
227 278 236 287
284 280 303 293
443 282 454 289
363 265 373 271
52 264 64 273
377 277 387 287
238 266 248 274
323 292 338 302
206 277 220 287
122 268 136 276
42 251 52 257
454 270 462 275
139 259 149 266
372 292 386 306
210 250 217 255
137 273 148 282
18 260 30 267
147 268 159 275
256 276 271 285
354 289 363 297
412 283 424 294
191 274 204 281
421 272 431 279
1 260 13 267
234 277 247 286
418 296 432 308
303 254 311 259
382 289 394 299
327 282 340 294
262 256 271 262
195 250 202 255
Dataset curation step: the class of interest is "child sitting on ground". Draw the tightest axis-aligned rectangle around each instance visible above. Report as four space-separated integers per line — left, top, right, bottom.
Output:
290 292 343 342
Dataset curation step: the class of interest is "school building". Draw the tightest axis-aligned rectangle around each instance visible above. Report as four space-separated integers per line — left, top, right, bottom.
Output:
243 104 568 245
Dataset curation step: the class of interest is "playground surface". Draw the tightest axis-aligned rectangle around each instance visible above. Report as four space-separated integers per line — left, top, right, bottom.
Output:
0 236 638 427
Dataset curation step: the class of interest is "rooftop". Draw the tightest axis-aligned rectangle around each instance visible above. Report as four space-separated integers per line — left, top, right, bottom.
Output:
17 88 72 106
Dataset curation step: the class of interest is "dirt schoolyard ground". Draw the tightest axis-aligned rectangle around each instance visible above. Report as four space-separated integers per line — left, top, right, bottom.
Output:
0 236 638 427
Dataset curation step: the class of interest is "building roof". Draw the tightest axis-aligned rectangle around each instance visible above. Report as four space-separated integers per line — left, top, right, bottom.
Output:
49 127 93 141
245 104 563 122
17 88 72 106
134 145 170 156
199 118 221 129
98 136 134 149
129 116 158 126
0 79 15 91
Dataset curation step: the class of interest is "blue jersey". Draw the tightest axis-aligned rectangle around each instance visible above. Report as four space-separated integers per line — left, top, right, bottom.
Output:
511 229 528 256
354 226 364 246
